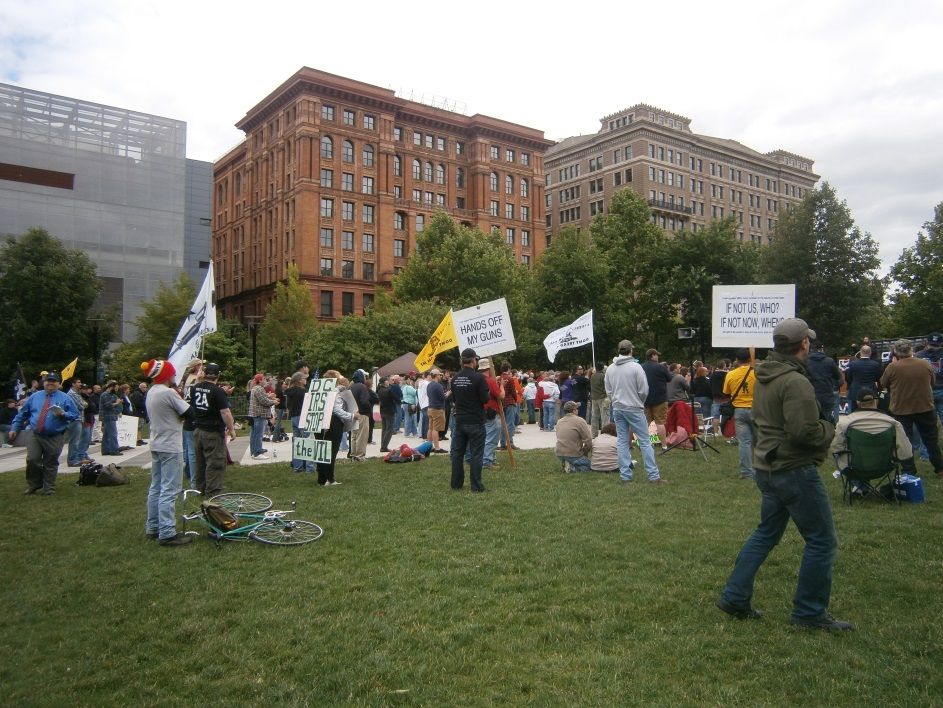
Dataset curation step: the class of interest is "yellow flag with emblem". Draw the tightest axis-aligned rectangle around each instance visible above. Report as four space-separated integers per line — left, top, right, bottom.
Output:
60 357 79 382
414 310 457 372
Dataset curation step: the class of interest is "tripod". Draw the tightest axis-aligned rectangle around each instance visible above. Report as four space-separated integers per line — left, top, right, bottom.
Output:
662 395 720 461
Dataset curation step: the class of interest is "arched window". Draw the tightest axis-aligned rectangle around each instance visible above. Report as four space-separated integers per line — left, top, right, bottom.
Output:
362 144 374 167
520 178 529 197
412 159 421 179
424 162 433 182
436 164 445 185
505 175 513 195
342 139 354 163
393 155 402 177
490 172 498 191
320 136 333 159
456 167 465 189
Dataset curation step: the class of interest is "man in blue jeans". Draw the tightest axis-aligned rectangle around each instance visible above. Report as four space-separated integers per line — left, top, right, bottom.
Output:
450 348 493 492
717 318 851 631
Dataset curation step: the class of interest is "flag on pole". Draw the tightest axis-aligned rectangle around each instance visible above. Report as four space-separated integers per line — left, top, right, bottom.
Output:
168 262 218 377
543 310 594 363
13 363 27 401
60 357 78 382
415 309 458 372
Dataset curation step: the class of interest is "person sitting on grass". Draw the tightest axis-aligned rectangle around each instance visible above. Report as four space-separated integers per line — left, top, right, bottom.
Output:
555 400 593 472
590 422 621 473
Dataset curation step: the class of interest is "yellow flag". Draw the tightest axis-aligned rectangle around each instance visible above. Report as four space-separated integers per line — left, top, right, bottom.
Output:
60 357 79 382
415 310 457 372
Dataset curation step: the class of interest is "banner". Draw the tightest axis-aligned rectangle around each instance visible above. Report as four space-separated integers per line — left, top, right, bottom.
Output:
294 377 337 464
712 284 796 348
414 309 458 372
452 298 516 358
543 310 594 363
60 357 78 382
168 263 218 377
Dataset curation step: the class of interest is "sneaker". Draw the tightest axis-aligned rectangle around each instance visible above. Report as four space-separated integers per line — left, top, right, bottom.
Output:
327 480 342 486
432 449 449 454
716 598 764 620
251 453 270 460
563 460 573 473
790 613 853 631
145 532 158 540
159 533 194 547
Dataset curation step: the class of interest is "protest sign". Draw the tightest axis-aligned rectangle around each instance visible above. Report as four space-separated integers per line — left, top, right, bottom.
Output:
292 436 334 465
712 285 795 348
452 298 516 358
117 415 138 449
300 378 337 433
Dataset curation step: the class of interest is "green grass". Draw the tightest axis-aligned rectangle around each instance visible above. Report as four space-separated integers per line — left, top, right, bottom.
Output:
2 445 942 706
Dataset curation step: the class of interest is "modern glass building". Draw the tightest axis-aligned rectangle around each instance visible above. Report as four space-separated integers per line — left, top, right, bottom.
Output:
0 82 211 340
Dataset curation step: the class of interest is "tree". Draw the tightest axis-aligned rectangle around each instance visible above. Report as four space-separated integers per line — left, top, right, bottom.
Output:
589 189 669 352
0 227 104 377
890 202 943 335
256 264 318 374
759 182 885 349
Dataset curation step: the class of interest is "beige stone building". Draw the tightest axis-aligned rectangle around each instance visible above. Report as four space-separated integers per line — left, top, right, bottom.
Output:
544 104 818 244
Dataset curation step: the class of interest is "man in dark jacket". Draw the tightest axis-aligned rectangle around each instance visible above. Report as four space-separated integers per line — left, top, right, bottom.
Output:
348 370 372 461
806 341 844 423
717 318 852 631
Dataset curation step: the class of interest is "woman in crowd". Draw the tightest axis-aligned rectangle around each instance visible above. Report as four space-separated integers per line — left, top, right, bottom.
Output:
313 370 359 486
590 422 620 473
285 371 312 473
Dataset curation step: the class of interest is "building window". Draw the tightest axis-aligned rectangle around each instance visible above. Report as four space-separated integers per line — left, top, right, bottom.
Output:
320 258 334 276
362 144 374 167
363 115 375 130
362 262 375 281
436 136 445 151
416 214 425 231
394 185 402 198
321 168 333 188
506 148 515 162
424 191 433 204
320 228 333 248
321 136 334 159
342 172 354 191
393 155 402 177
413 131 422 146
412 188 421 202
321 105 335 121
490 145 499 160
456 141 465 155
521 205 529 221
424 162 433 182
363 204 375 224
394 239 405 257
436 193 445 206
505 203 514 219
394 212 405 230
412 159 421 180
342 201 354 221
343 109 355 126
320 198 333 217
342 231 354 250
425 134 434 149
522 254 530 266
506 227 515 245
342 140 354 163
362 234 374 252
490 172 499 191
341 292 355 315
520 178 529 197
393 126 402 141
522 229 530 246
320 291 333 317
521 152 530 166
362 293 374 313
505 175 513 195
456 168 465 188
436 164 445 184
362 176 374 194
490 200 499 217
456 196 466 209
341 260 354 278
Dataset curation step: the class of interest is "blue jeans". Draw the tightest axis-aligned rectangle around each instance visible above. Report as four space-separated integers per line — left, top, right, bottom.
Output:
720 465 837 620
482 416 501 465
102 418 119 454
612 407 660 481
67 420 84 465
559 455 592 471
501 404 519 447
734 408 755 478
404 405 418 436
291 416 314 472
80 425 92 461
451 420 486 491
420 408 429 439
182 429 197 484
542 401 556 430
145 451 183 540
393 403 404 432
526 399 536 424
250 416 266 456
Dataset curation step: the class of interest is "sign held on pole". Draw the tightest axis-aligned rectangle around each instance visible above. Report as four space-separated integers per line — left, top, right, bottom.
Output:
452 297 516 358
712 284 796 348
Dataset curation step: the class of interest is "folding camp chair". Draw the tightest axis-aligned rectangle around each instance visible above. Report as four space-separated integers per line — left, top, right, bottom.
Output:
833 424 901 505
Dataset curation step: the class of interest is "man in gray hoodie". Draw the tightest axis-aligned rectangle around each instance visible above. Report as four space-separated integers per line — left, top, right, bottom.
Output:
604 339 664 483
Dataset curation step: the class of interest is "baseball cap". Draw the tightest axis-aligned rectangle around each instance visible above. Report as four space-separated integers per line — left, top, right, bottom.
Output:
772 318 816 345
618 339 634 353
460 348 477 359
927 332 943 347
204 362 221 376
43 372 60 382
856 387 878 403
563 400 580 413
477 357 491 370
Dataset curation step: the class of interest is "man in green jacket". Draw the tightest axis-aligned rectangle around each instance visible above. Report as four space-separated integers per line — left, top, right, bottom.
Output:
717 318 852 631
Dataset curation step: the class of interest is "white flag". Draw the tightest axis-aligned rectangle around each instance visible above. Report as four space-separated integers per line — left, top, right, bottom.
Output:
543 310 594 363
168 263 217 377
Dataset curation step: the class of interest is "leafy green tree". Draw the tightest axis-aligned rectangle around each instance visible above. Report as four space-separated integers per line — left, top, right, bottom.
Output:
0 227 104 376
890 202 943 335
203 317 253 388
759 182 884 349
589 189 669 352
257 264 318 374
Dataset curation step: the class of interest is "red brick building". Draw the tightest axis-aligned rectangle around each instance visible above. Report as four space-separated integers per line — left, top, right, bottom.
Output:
213 67 554 321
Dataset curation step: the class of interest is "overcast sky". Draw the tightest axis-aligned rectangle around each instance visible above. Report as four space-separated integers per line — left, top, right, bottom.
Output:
3 0 941 274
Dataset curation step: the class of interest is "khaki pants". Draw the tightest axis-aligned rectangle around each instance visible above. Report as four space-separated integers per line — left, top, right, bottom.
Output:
350 419 369 459
194 428 227 498
590 398 611 437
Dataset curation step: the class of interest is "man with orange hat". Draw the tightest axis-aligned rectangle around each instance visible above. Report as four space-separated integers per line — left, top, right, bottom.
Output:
142 359 193 546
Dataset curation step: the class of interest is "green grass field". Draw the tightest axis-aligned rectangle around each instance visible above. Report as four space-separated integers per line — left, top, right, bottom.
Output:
1 444 941 706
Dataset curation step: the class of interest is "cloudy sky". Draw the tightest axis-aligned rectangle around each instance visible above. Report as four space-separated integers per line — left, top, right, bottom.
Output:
2 0 941 273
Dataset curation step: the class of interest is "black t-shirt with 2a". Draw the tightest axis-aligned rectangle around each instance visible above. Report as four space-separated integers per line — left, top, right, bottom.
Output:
190 382 231 432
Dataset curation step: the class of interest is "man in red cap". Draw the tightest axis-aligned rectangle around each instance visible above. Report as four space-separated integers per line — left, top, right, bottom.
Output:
142 359 193 546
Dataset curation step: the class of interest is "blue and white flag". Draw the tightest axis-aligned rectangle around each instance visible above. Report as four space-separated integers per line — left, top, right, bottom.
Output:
543 310 594 363
168 262 217 378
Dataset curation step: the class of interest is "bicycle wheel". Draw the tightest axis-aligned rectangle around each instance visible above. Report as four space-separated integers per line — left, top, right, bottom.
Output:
250 519 324 546
208 492 272 514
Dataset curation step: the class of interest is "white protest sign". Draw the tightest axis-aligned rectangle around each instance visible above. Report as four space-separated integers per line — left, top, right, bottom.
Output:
712 284 795 348
300 378 337 433
292 436 334 465
452 297 516 358
117 415 138 448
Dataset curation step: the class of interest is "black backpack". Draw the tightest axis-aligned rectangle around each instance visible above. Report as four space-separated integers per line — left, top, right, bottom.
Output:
77 462 103 486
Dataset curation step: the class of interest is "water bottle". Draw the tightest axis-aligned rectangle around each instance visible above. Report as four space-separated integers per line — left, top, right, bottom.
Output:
273 447 278 459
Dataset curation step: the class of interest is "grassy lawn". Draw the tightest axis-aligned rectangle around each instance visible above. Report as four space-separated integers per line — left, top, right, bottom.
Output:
1 443 941 706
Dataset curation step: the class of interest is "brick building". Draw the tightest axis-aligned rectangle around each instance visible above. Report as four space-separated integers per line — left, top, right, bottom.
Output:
544 103 819 244
213 67 554 321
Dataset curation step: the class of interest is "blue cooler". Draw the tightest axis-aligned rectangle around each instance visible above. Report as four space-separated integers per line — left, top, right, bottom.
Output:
894 474 925 503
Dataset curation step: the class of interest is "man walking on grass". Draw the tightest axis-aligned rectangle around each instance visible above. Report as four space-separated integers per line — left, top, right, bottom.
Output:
142 359 193 547
717 318 851 631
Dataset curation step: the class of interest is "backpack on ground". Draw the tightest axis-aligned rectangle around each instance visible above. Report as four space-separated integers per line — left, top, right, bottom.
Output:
96 463 129 486
201 502 239 530
77 462 103 486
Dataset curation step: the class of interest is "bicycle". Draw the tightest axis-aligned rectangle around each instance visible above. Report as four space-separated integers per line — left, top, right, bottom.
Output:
181 490 324 546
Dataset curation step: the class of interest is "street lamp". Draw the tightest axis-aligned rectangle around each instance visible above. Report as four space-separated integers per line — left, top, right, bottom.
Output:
244 315 263 373
87 317 106 384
